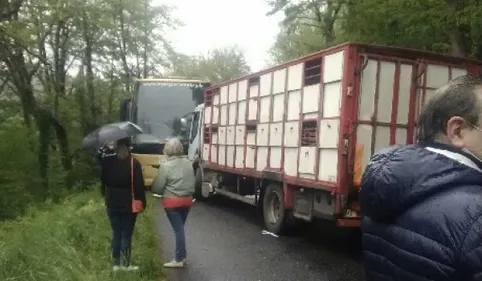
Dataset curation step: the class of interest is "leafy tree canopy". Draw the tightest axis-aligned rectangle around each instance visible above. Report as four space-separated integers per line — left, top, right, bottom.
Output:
268 0 482 63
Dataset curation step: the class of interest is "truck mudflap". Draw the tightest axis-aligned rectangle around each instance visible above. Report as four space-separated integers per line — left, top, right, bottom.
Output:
336 218 361 228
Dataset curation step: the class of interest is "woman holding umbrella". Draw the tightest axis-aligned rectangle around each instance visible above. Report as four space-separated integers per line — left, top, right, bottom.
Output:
82 121 146 271
100 137 146 271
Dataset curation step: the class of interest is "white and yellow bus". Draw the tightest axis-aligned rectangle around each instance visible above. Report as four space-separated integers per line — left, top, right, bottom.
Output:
120 77 209 187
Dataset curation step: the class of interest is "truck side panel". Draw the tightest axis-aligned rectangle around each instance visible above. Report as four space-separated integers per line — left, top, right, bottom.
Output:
202 47 349 192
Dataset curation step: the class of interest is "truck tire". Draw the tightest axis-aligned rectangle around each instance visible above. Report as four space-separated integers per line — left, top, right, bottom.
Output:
262 183 289 235
194 168 204 200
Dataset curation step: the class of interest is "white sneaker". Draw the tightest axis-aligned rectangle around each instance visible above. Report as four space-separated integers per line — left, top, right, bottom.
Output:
123 265 139 271
163 260 185 268
113 265 122 271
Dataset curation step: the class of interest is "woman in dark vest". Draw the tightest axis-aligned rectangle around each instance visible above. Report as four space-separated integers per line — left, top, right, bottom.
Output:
100 137 146 271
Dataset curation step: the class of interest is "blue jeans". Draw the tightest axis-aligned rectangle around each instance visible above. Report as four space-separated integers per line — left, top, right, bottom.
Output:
165 207 190 261
107 210 137 266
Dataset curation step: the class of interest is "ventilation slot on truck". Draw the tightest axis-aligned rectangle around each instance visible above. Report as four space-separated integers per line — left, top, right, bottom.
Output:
205 89 214 106
246 123 257 132
248 76 260 86
304 57 322 86
203 126 209 143
247 76 260 120
205 87 220 106
301 120 317 146
204 126 217 144
248 76 260 99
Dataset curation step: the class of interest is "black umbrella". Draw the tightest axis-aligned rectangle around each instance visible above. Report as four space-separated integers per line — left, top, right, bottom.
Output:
81 121 143 149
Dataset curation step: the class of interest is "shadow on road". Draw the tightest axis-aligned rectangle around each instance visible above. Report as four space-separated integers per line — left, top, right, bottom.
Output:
203 195 362 261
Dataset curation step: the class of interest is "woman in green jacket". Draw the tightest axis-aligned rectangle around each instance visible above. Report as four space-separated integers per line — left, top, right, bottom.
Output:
152 138 195 268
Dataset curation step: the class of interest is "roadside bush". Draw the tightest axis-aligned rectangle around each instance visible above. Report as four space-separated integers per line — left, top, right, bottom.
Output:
0 190 165 281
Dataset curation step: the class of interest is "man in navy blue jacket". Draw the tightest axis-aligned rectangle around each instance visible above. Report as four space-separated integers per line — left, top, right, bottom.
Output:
361 75 482 281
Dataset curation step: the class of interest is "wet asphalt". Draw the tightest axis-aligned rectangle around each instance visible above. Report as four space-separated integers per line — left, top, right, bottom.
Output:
155 196 364 281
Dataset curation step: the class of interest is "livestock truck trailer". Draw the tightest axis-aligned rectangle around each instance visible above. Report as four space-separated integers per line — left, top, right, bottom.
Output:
182 42 482 235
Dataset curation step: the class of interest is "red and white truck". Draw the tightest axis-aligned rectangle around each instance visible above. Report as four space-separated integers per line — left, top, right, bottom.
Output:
181 43 482 234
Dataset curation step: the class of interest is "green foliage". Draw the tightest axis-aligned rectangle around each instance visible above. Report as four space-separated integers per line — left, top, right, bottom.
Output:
268 0 482 62
0 110 84 220
0 0 181 220
0 190 165 281
0 117 38 220
269 25 326 64
169 45 251 83
268 0 344 63
339 0 451 52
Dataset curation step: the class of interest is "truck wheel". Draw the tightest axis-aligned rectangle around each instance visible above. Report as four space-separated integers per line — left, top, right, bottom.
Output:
262 183 288 235
194 168 204 200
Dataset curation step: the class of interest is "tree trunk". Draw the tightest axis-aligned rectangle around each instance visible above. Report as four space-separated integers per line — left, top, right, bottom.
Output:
35 114 51 195
107 63 116 122
445 0 469 57
449 29 469 57
82 14 97 126
36 108 73 189
75 65 90 135
116 1 132 92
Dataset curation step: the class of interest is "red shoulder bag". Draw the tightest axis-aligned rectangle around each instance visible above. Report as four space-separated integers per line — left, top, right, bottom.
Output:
131 157 144 213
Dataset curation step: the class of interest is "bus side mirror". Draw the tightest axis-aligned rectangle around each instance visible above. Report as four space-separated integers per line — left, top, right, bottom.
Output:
120 98 132 121
180 118 188 129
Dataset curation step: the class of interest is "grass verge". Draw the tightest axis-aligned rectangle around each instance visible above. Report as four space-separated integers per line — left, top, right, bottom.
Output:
0 190 165 281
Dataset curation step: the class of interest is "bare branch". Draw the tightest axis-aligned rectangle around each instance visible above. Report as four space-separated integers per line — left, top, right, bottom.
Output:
0 76 9 93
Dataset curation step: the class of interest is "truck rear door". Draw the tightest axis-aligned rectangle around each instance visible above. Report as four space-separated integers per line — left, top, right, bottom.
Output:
351 52 478 191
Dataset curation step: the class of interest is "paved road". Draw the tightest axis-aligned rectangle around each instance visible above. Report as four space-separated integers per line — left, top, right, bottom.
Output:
155 197 363 281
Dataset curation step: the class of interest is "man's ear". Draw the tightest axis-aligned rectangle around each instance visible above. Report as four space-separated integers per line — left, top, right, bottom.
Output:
445 116 466 148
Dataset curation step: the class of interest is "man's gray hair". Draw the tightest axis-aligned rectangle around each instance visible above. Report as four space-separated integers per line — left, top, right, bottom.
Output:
417 75 482 142
163 138 184 157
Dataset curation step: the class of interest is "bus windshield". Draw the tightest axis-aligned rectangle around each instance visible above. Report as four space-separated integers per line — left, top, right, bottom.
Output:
135 81 199 143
